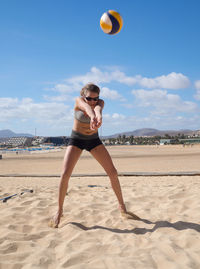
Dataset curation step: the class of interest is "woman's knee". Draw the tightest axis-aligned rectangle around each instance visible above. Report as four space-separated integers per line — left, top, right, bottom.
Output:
61 168 71 180
107 167 118 178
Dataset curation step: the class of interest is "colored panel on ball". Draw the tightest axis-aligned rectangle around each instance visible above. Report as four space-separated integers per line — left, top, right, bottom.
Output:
108 10 123 33
100 13 112 34
100 20 112 33
107 12 120 35
100 12 112 25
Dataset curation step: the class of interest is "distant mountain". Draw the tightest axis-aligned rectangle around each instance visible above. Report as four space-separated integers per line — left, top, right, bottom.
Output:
102 128 200 138
0 129 34 138
1 128 199 139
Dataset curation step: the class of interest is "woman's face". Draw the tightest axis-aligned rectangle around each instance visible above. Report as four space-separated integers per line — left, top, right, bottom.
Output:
84 91 99 107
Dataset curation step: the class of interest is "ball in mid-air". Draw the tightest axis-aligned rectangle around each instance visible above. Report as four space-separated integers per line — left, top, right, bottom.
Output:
100 10 123 35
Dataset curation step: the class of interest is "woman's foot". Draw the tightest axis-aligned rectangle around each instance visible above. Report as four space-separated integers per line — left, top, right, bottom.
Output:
48 210 63 228
121 211 141 220
119 204 140 220
119 203 127 213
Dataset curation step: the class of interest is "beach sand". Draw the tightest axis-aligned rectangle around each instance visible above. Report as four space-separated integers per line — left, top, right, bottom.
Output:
0 145 200 268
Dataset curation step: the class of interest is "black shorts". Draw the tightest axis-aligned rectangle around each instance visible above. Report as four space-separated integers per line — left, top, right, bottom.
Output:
68 137 102 151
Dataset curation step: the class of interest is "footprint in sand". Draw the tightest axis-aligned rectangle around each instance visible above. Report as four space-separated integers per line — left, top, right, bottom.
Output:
1 242 18 254
7 224 33 233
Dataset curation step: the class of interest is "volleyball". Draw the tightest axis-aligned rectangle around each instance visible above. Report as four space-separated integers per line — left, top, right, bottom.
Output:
100 10 123 35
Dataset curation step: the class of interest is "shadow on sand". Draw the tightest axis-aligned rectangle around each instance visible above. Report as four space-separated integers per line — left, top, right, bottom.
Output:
66 218 200 235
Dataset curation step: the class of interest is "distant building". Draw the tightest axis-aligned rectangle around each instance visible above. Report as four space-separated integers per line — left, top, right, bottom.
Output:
179 138 200 144
43 136 69 146
0 137 33 147
0 138 8 147
32 137 45 146
160 139 176 145
160 138 200 145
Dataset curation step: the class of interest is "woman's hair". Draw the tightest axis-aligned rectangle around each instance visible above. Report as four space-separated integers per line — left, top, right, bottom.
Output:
80 83 100 97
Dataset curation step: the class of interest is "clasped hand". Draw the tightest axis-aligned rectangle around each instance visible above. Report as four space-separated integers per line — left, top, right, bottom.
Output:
90 115 102 130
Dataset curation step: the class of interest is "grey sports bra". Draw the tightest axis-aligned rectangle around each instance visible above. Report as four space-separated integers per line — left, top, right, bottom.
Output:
74 110 90 123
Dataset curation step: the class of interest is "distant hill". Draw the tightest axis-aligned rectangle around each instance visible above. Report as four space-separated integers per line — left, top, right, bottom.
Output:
102 128 200 138
0 129 34 138
1 128 199 139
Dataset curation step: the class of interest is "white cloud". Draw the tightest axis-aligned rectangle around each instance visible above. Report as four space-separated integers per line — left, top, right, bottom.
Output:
139 72 190 89
132 89 198 115
108 70 138 85
194 80 200 100
0 97 18 109
195 80 200 90
54 84 75 93
99 113 127 134
112 113 126 120
49 67 190 98
103 113 125 119
65 67 111 86
101 87 123 100
0 97 72 125
127 114 200 131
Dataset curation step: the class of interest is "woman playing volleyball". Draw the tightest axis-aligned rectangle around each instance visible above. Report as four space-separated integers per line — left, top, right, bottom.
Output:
51 83 136 228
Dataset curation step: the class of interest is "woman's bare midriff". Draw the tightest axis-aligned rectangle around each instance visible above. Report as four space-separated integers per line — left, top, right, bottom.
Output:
72 119 98 135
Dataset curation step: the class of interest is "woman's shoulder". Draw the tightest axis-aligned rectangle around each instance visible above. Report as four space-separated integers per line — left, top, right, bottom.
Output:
74 97 85 110
96 98 104 108
98 98 104 104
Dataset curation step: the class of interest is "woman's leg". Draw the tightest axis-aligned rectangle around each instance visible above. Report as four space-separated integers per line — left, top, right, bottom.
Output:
52 145 82 227
90 144 126 213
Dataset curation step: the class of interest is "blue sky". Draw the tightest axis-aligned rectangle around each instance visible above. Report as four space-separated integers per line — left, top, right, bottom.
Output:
0 0 200 136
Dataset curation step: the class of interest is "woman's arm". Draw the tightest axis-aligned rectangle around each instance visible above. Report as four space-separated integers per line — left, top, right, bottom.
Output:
75 97 98 130
94 99 104 128
94 99 104 115
75 97 95 118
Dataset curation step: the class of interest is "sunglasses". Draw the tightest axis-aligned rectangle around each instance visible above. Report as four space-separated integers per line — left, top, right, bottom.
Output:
85 96 99 101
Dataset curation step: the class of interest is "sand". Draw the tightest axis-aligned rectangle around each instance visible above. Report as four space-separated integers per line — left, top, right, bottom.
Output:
0 145 200 268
